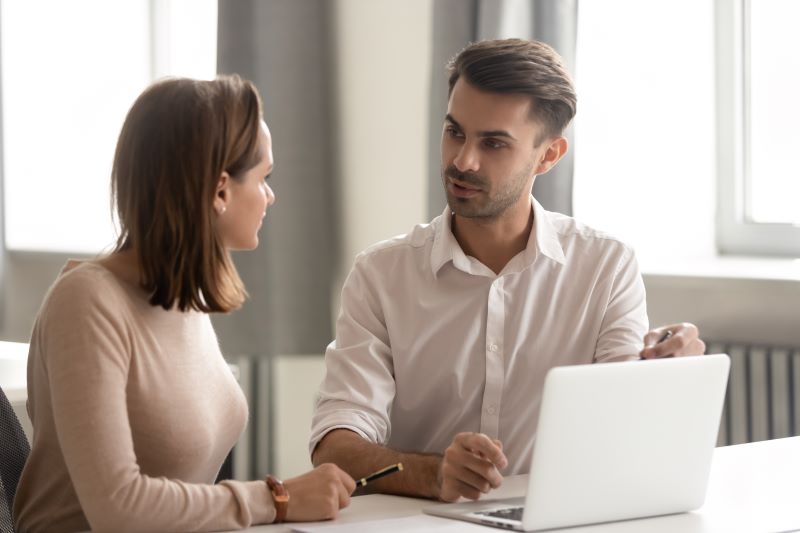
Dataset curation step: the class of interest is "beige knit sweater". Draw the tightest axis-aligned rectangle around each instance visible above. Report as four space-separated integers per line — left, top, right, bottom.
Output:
14 262 275 532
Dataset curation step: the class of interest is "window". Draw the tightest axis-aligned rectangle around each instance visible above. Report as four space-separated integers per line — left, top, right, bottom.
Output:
1 0 217 254
575 0 800 262
716 0 800 256
574 0 717 267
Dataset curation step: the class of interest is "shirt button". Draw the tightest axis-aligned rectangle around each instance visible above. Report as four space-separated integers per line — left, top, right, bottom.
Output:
488 343 499 352
487 406 497 415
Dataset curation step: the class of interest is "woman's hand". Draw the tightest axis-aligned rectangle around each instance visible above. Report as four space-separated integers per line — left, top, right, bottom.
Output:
283 463 356 522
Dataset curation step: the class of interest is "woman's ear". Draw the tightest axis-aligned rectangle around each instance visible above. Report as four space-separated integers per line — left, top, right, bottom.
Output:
214 171 231 215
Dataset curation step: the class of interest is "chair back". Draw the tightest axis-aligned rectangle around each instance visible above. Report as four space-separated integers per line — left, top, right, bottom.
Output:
0 385 29 533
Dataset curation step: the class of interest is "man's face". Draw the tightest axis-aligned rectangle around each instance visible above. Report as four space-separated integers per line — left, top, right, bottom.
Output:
441 78 546 220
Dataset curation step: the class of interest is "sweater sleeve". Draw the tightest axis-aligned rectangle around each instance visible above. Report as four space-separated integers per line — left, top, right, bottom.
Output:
39 270 276 532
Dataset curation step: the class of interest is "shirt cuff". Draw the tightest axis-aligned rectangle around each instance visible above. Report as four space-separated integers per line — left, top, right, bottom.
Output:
308 421 374 459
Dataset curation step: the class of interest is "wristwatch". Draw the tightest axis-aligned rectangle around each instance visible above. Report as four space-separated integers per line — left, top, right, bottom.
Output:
266 475 290 523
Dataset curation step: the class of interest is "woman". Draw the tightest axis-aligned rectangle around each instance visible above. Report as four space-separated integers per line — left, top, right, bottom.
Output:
13 75 354 532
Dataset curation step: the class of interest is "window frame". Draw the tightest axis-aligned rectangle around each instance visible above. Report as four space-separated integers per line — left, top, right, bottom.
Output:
715 0 800 257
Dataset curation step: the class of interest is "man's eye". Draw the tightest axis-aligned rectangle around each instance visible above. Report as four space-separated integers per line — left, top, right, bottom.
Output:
445 126 463 138
483 139 504 149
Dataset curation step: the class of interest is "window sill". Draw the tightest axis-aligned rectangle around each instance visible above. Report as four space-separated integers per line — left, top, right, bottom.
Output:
640 255 800 347
641 254 800 283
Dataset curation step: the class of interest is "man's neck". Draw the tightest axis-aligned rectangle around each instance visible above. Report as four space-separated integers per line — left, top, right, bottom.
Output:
451 198 534 275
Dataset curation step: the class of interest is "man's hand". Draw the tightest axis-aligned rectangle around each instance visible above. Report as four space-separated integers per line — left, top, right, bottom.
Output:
283 463 356 522
639 322 706 359
438 432 508 502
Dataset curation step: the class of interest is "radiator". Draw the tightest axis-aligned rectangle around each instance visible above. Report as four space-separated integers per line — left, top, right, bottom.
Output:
708 342 800 446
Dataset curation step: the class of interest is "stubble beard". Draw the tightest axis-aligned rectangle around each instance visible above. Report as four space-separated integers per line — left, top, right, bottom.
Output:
442 162 534 220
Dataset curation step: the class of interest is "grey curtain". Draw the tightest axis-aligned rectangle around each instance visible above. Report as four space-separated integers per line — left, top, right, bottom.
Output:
213 0 339 358
427 0 578 219
214 0 339 479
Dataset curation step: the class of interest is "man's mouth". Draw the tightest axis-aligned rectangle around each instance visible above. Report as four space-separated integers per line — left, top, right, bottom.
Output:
447 177 482 198
448 177 481 191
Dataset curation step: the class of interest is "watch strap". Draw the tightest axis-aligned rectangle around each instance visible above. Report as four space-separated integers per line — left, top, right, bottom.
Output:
265 475 289 523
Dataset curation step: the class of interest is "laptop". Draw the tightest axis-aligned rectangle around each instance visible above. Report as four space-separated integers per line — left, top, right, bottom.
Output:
424 354 730 531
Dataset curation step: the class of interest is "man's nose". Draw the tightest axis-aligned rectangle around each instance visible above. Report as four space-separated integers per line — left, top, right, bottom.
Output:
452 142 480 173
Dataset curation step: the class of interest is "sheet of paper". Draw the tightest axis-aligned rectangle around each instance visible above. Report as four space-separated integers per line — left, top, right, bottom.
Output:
292 514 492 532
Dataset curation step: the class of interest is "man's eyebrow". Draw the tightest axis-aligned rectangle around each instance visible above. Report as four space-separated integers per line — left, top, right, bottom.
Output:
445 114 517 141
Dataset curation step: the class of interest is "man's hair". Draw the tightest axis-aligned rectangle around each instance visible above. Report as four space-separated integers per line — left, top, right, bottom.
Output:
111 74 263 312
447 38 577 141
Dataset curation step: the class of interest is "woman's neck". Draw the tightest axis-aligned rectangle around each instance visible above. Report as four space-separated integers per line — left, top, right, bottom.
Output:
97 249 142 287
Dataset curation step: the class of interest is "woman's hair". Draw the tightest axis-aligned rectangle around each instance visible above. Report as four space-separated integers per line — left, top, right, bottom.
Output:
111 74 263 312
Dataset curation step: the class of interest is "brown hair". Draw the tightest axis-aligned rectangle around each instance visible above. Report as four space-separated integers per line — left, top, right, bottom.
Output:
111 75 263 312
447 38 577 141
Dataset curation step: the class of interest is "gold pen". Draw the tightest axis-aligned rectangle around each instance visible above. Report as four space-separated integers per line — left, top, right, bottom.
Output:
355 463 404 488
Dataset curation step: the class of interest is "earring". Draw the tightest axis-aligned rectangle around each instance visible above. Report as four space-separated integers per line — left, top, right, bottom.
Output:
218 205 226 215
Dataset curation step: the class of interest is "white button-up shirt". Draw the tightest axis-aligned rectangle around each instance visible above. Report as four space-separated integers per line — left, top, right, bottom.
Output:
310 197 648 474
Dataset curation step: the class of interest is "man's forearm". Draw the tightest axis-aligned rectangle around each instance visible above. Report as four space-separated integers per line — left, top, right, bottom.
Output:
312 429 442 499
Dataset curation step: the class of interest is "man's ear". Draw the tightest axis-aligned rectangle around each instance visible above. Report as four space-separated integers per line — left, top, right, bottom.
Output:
214 171 232 215
535 136 568 175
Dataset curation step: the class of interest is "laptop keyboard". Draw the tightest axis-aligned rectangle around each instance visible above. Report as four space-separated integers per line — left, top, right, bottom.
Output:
476 506 524 522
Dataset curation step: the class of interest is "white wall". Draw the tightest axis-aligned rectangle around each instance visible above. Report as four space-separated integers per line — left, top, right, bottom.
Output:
272 355 327 479
332 0 432 285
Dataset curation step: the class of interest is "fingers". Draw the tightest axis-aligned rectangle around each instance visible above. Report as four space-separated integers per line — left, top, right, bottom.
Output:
336 477 351 509
450 478 483 501
330 465 354 508
640 322 705 359
439 433 506 501
642 326 671 349
441 448 501 493
317 464 352 511
451 461 497 492
457 432 508 469
338 468 357 495
336 468 356 509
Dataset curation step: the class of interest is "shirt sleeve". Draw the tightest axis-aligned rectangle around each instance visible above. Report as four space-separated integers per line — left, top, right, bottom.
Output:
593 246 649 363
39 271 275 532
309 254 396 456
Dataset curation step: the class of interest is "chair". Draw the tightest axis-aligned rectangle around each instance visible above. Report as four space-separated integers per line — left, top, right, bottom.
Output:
0 385 29 533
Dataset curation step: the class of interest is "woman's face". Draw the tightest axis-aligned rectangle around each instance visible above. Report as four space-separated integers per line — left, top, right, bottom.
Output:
216 122 275 250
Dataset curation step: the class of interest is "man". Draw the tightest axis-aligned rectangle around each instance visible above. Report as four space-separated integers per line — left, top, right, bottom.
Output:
310 39 705 503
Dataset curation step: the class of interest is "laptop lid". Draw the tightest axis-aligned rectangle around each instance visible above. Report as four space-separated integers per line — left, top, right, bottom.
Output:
522 353 730 530
424 354 730 531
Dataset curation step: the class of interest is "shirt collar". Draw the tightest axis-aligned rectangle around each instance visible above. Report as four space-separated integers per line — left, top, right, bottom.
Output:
527 194 567 266
430 195 566 277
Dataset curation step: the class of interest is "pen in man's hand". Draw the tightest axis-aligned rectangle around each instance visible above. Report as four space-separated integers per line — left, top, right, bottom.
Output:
355 463 403 488
651 330 674 359
640 329 674 360
657 330 673 345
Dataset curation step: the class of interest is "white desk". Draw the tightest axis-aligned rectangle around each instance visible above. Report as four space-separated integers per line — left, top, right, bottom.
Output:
239 436 800 532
